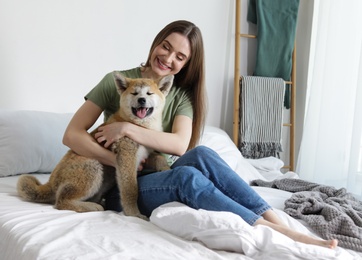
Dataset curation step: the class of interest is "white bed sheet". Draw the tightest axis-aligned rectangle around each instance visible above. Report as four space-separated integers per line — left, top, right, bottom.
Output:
0 126 361 259
1 174 360 260
0 174 248 260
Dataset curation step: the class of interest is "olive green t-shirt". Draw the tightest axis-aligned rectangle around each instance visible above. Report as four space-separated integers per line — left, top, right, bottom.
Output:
85 67 193 165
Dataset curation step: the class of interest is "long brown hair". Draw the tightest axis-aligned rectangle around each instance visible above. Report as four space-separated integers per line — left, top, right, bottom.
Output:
143 20 207 150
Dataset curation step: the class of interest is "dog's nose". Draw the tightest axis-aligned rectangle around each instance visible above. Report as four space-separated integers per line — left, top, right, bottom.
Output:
138 98 146 106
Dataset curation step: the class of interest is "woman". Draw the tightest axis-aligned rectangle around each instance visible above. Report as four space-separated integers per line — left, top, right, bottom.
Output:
63 20 337 249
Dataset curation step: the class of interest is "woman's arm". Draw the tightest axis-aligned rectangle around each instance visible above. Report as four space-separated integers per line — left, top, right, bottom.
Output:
127 115 192 155
62 100 117 167
95 115 192 156
64 99 192 166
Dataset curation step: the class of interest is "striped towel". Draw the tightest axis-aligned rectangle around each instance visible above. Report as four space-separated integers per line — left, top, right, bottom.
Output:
239 76 285 159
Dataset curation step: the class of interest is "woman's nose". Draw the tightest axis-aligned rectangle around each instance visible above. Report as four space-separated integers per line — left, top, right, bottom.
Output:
164 52 175 63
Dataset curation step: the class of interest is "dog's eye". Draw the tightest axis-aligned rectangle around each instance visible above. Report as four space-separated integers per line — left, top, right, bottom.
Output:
131 92 138 96
147 92 154 95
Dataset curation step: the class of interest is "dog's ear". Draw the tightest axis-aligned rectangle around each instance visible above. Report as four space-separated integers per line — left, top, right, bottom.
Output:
113 71 128 94
158 75 174 97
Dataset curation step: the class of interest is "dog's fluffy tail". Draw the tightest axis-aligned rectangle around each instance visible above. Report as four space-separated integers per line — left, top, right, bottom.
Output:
17 175 54 203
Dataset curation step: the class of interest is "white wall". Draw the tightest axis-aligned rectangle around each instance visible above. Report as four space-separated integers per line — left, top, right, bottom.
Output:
0 0 312 164
0 0 235 131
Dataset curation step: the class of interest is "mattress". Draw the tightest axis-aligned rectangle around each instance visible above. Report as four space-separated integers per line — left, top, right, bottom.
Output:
2 174 360 259
0 111 360 259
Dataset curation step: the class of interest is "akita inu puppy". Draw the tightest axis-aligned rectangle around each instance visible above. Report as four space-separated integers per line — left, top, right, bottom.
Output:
17 72 173 220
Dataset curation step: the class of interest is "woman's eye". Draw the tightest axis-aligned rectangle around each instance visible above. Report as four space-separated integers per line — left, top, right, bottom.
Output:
163 44 169 50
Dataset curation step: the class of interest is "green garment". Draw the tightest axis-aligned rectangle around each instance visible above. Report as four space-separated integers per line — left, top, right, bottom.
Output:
247 0 300 109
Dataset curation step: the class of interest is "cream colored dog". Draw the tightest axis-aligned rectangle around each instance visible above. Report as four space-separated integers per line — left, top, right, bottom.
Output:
17 72 173 220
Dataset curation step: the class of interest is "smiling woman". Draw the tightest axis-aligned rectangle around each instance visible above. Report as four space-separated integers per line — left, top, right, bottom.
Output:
140 20 206 150
59 19 340 250
144 33 191 78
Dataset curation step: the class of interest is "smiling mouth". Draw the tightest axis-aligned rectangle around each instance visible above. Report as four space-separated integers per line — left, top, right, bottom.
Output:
132 107 154 119
157 58 171 70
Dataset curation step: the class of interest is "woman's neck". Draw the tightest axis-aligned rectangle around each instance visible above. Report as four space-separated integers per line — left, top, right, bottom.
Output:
140 67 161 81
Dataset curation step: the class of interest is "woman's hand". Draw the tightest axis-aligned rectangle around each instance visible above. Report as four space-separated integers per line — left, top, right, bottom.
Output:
95 122 131 148
95 122 145 170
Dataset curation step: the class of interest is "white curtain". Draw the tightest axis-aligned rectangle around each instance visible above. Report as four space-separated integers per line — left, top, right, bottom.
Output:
297 0 362 197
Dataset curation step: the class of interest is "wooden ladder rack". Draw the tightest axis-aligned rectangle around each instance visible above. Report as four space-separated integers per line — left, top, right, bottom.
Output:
233 0 296 171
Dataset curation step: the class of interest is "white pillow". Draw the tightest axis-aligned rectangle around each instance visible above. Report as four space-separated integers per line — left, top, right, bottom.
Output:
150 202 249 254
150 202 341 259
0 110 73 177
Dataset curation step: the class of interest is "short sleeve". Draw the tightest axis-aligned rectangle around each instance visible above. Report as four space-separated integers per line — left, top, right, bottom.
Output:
85 68 142 121
162 87 193 133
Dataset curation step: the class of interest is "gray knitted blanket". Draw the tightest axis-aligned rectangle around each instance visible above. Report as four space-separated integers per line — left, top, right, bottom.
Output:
251 178 362 252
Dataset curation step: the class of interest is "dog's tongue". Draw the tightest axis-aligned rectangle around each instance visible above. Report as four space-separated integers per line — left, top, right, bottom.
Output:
136 108 147 119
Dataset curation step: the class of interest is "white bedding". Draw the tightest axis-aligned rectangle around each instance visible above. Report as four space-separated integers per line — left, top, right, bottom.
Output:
0 116 361 259
0 173 246 260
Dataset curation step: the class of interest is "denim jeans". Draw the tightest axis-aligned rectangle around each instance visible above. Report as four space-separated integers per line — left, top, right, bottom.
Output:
104 145 271 225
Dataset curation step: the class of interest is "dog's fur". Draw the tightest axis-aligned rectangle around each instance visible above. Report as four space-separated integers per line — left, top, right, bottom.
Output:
17 72 173 220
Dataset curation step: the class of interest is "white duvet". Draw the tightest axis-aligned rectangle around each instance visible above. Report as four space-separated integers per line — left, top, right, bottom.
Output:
1 174 359 260
151 202 356 260
0 174 247 260
0 125 361 259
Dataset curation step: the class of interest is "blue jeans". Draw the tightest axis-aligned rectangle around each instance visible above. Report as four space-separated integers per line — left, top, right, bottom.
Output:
104 146 271 225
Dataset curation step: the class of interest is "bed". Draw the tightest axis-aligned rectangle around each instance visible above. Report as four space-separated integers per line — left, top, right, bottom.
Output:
0 110 361 260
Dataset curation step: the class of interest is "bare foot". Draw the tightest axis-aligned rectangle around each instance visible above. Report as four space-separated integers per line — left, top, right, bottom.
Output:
297 234 338 249
327 239 338 249
255 218 339 249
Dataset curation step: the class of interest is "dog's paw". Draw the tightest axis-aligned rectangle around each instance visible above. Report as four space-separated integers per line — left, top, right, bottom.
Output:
135 213 149 221
56 201 104 212
92 203 105 211
113 137 138 153
125 212 149 221
122 208 149 221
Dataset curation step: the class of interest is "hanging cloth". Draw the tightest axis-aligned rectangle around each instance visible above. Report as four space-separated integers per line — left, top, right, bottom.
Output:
247 0 300 109
239 76 285 159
